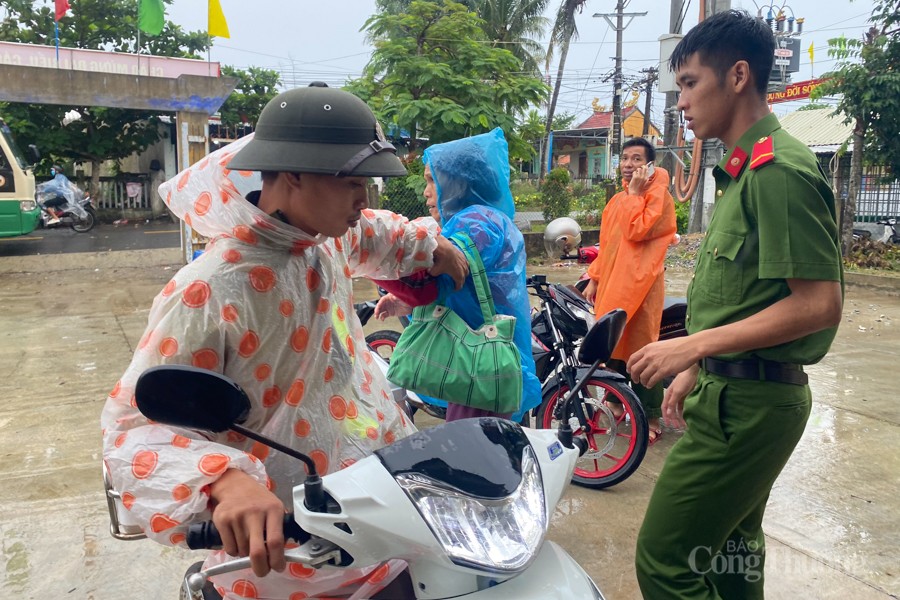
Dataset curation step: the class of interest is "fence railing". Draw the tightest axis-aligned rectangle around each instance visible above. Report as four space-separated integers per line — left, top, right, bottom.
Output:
91 178 153 212
855 167 900 222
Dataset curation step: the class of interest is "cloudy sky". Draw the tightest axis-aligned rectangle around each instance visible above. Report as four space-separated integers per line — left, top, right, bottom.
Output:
168 0 876 127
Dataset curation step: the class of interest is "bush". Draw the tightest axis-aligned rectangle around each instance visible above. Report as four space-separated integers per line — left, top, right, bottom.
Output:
675 199 690 234
540 168 572 221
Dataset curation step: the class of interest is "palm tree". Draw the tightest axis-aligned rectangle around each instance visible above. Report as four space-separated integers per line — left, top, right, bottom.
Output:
477 0 551 76
540 0 587 179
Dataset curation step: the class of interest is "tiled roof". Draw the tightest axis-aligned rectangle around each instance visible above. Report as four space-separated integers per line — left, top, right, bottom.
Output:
575 106 638 130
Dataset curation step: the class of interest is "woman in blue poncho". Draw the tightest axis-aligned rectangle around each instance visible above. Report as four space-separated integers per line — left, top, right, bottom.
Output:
374 127 541 421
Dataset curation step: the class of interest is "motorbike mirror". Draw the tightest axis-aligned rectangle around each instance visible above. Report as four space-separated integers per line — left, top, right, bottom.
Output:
27 144 40 165
135 365 250 432
577 309 626 365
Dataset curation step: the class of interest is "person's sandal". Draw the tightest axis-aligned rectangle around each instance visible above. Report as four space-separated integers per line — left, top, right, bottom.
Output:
649 428 663 446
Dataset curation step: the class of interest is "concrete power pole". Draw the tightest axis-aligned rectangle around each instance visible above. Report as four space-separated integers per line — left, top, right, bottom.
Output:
661 0 683 179
594 5 646 166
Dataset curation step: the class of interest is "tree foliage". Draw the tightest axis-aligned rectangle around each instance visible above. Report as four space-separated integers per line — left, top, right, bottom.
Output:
375 0 548 75
219 66 281 130
541 0 587 178
0 0 209 192
349 0 548 160
817 1 900 176
814 0 900 252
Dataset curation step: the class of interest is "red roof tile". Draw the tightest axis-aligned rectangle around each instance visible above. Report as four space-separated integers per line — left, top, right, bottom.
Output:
575 106 637 130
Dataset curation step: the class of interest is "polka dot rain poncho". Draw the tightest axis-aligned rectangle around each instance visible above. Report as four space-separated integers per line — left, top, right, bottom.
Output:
101 134 439 599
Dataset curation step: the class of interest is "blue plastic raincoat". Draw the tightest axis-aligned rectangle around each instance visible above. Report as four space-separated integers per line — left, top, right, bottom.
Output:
423 127 541 418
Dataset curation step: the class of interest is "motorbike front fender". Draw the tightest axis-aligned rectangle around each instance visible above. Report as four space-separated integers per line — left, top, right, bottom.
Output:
462 542 604 599
541 367 626 398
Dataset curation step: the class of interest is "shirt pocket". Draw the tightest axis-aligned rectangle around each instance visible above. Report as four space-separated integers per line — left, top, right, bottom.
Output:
697 230 745 305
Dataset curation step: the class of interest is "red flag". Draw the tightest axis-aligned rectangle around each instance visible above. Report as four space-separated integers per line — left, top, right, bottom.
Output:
55 0 70 21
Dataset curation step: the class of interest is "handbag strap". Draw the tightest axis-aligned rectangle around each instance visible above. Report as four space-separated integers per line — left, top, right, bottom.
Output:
449 232 497 323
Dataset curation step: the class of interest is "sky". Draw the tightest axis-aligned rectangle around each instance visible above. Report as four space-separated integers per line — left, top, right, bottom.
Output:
167 0 877 129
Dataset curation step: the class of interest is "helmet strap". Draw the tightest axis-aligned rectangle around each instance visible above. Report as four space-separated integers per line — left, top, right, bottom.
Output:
335 140 397 176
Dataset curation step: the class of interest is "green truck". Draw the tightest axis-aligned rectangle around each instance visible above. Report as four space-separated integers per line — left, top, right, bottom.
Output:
0 118 40 238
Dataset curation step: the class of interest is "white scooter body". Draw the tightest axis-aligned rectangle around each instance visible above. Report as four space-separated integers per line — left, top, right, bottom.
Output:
126 361 618 600
288 425 601 599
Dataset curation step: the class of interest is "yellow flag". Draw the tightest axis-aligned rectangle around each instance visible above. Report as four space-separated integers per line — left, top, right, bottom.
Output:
808 42 814 64
209 0 230 38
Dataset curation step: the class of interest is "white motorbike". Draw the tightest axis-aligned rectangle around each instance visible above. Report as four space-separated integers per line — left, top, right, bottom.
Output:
105 311 628 599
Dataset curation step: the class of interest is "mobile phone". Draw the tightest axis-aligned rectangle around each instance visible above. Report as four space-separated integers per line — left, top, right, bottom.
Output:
646 162 655 177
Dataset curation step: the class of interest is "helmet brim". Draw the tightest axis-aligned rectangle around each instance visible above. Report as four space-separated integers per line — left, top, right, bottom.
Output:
227 138 407 178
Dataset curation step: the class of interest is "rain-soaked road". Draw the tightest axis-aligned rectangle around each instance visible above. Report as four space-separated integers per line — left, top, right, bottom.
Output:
0 247 897 599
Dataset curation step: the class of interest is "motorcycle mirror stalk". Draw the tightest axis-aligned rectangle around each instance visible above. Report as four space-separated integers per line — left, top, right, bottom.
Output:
134 365 328 513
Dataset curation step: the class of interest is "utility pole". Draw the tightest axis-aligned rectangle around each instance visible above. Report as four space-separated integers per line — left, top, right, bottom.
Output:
640 67 658 137
661 0 683 179
594 4 646 165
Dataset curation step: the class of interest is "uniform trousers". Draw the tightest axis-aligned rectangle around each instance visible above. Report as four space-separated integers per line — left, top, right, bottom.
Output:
635 370 811 599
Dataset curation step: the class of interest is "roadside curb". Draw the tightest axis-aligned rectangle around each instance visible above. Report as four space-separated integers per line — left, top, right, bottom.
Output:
844 271 900 295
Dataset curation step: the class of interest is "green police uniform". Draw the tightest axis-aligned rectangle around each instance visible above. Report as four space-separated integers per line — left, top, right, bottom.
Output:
635 113 843 599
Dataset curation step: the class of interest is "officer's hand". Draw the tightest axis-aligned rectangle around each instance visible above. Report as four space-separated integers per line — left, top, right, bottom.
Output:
430 235 469 290
374 293 413 321
581 279 598 303
628 164 651 195
627 336 700 389
661 366 698 429
208 468 286 577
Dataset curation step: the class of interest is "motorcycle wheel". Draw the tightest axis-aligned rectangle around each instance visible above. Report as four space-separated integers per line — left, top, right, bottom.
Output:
537 377 648 489
71 208 96 233
365 329 402 361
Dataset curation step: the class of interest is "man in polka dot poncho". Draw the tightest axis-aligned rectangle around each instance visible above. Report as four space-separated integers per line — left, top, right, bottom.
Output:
101 83 468 600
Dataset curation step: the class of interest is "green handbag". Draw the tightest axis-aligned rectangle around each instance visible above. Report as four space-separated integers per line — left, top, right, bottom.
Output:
386 233 522 414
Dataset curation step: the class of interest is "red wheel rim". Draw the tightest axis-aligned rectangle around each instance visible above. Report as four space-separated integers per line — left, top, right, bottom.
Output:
540 382 638 479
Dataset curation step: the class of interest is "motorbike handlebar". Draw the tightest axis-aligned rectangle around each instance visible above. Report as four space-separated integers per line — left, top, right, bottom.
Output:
186 513 311 550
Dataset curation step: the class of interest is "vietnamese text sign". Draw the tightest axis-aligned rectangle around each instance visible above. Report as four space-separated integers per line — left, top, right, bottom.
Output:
767 78 827 104
0 40 218 79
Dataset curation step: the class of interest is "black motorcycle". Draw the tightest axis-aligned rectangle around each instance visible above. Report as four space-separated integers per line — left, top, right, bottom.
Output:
360 276 688 489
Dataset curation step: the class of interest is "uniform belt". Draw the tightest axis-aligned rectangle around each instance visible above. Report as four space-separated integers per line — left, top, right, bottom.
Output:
700 357 808 386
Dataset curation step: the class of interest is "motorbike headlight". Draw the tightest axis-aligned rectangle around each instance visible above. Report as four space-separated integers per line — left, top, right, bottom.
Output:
20 200 36 211
566 301 596 329
396 445 546 573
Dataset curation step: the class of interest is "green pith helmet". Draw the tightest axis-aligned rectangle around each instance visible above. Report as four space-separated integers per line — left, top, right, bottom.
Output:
228 82 406 177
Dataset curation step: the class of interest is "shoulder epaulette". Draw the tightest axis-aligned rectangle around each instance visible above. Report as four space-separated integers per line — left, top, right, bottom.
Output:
749 135 775 170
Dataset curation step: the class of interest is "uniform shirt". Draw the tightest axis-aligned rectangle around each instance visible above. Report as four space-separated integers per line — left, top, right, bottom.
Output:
686 113 843 364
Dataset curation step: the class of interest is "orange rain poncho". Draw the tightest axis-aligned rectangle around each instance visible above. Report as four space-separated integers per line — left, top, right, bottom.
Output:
586 167 677 361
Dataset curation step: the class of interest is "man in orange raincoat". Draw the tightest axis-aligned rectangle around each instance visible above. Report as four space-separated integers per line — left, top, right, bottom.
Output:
581 137 677 444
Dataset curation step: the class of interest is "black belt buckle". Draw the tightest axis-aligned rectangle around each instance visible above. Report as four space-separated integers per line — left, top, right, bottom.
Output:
701 357 808 386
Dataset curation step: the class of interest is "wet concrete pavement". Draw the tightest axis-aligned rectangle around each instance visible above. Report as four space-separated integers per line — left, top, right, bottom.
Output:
0 247 897 599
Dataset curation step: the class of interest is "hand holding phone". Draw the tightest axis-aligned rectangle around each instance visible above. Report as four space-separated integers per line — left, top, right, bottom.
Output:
646 162 655 177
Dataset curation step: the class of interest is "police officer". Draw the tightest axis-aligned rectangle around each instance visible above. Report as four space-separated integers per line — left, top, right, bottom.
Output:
626 11 843 599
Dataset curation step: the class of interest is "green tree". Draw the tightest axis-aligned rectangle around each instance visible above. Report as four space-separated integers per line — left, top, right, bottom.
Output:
814 0 900 254
375 0 549 78
0 0 208 197
219 66 281 131
541 0 587 179
477 0 550 76
540 166 572 220
350 0 548 158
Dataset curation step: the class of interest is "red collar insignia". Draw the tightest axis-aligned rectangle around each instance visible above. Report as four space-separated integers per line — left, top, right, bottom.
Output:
724 146 748 178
